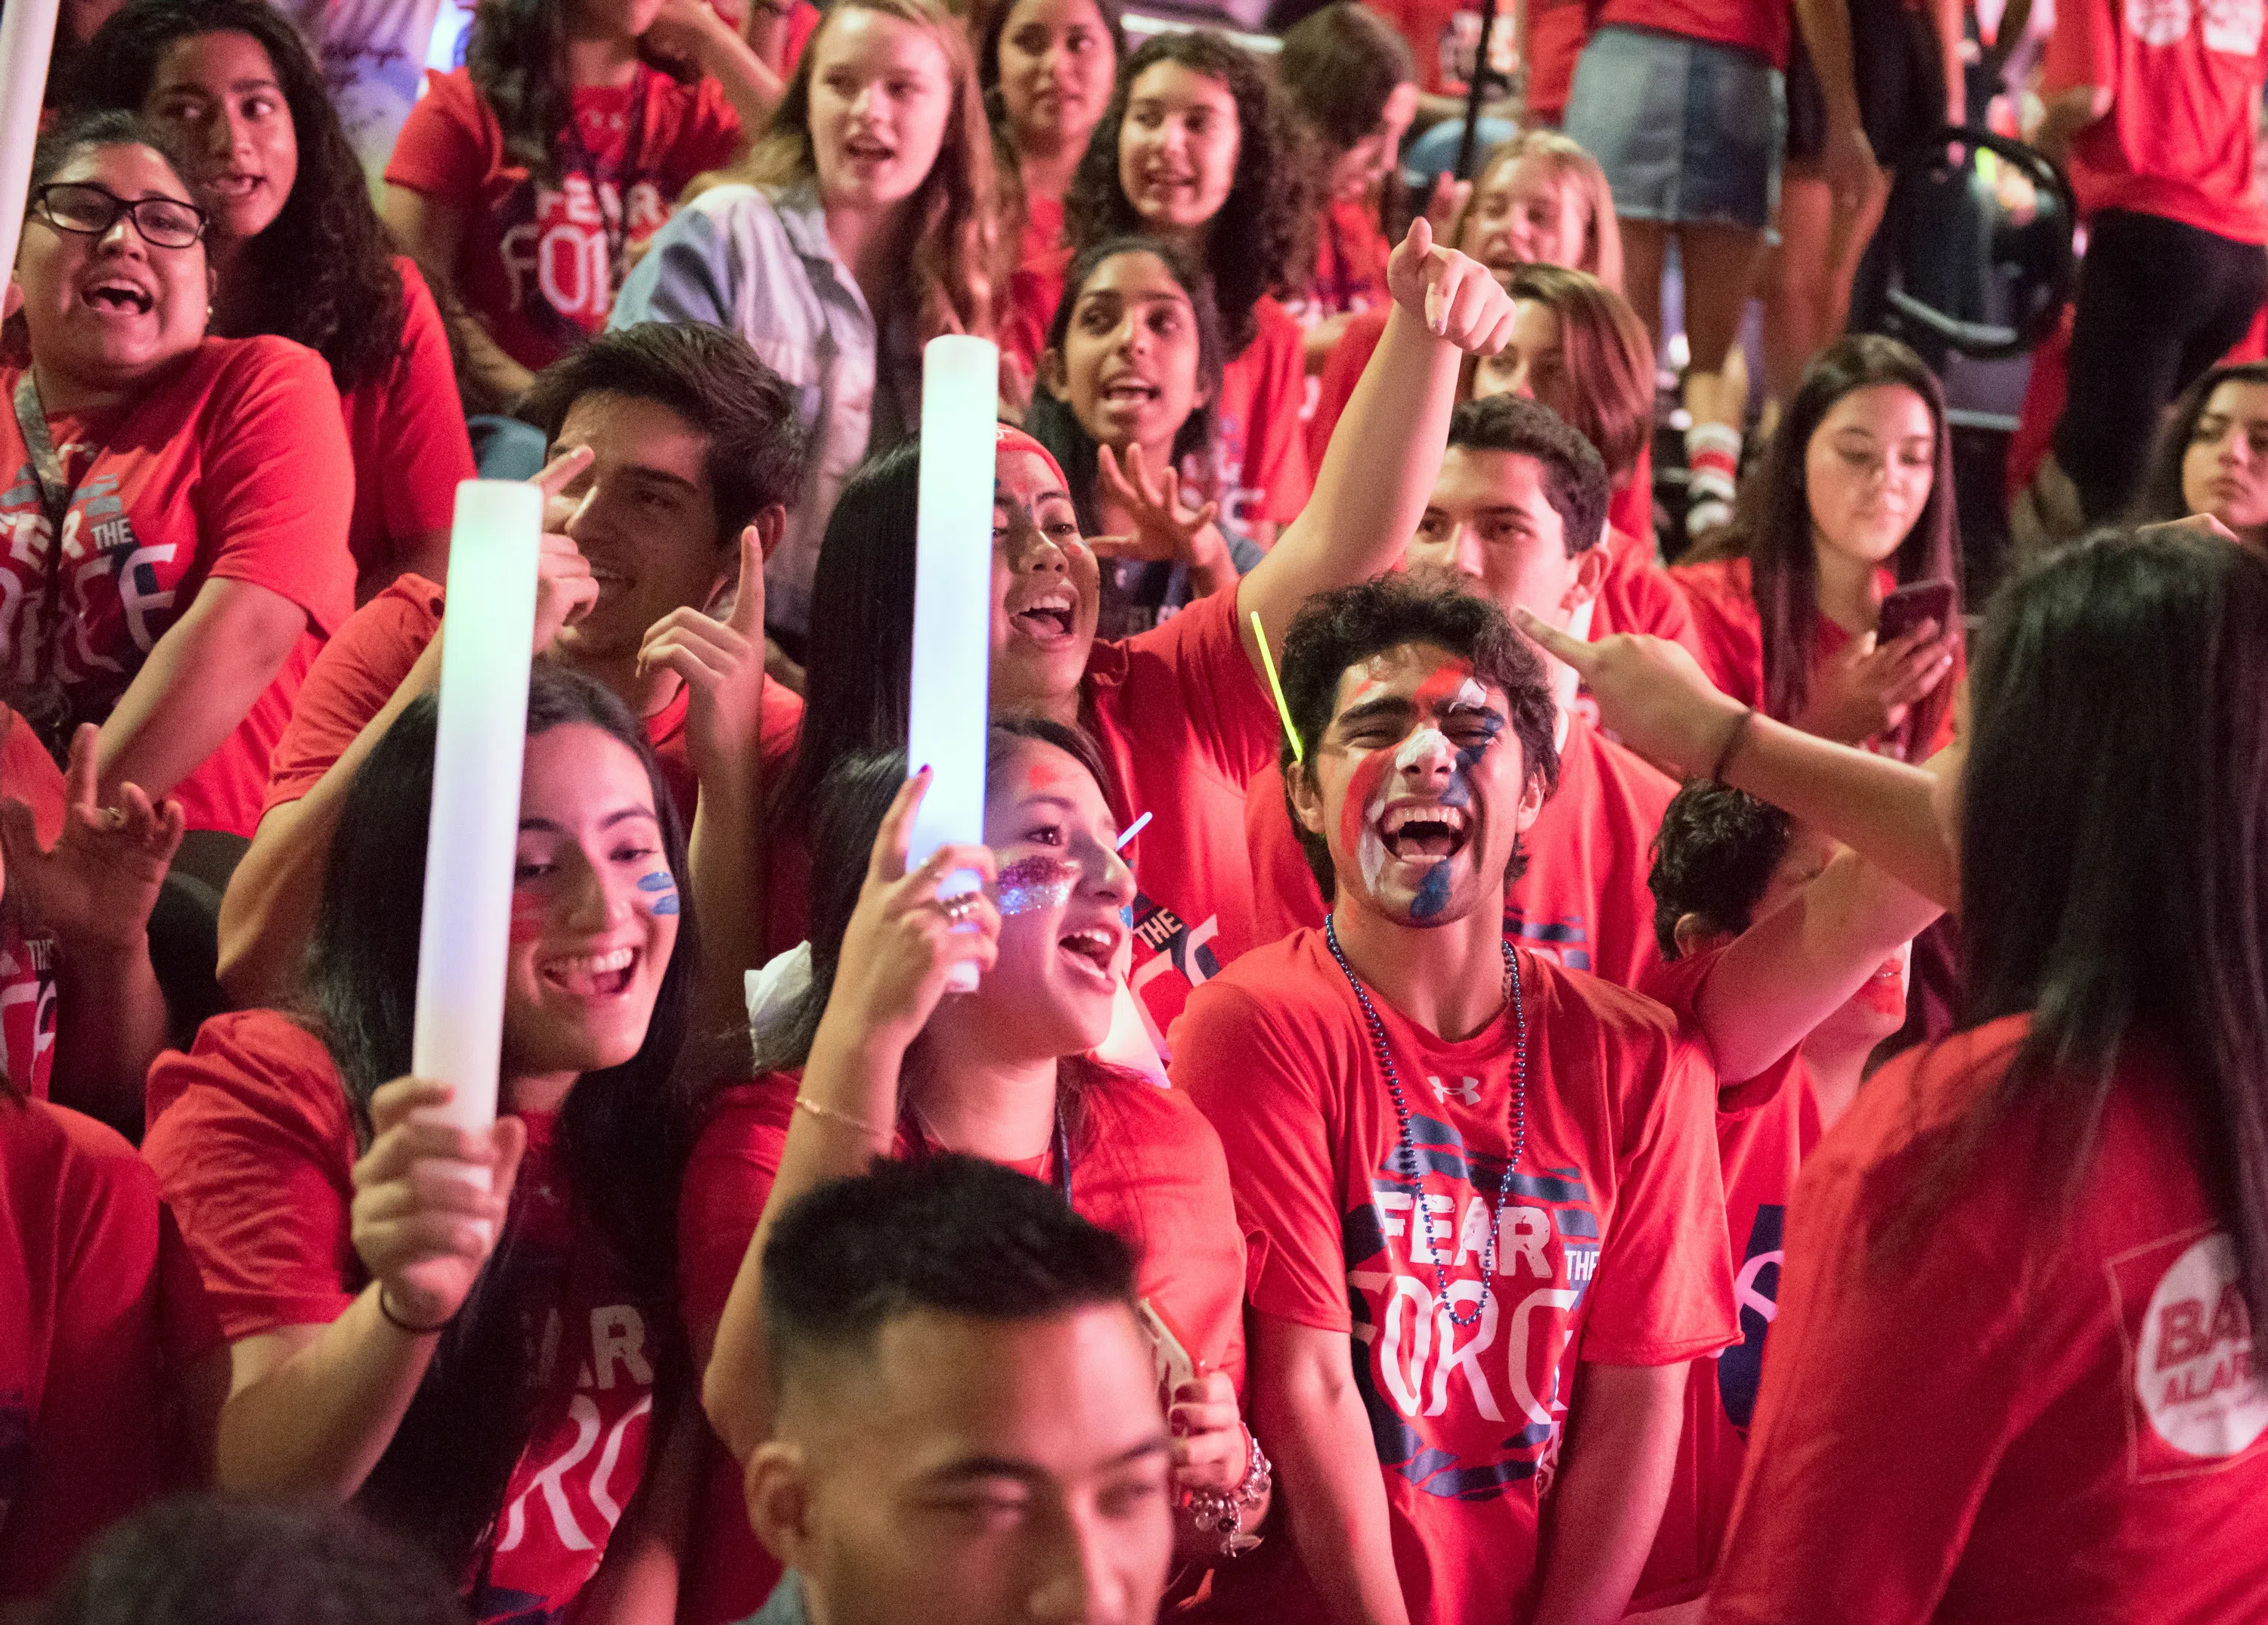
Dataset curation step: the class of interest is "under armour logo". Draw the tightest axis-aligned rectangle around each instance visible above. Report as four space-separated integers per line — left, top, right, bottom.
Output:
1427 1074 1483 1106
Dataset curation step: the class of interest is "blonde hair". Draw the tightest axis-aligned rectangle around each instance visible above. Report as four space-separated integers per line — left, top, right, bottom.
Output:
734 0 1002 340
1460 130 1623 295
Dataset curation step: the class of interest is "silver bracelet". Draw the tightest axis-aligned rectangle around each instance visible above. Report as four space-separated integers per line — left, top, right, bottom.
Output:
1185 1428 1271 1555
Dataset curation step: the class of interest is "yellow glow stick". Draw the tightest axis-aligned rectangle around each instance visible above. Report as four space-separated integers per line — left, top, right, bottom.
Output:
1251 609 1303 764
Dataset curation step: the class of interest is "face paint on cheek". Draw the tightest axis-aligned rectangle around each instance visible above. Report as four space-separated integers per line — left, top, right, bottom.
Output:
1340 749 1396 896
637 870 680 916
1411 858 1454 920
996 854 1080 916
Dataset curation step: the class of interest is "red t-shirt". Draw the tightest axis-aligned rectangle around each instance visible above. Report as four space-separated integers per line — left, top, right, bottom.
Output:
386 65 743 371
1606 442 1653 542
257 573 805 830
0 709 64 1100
1245 709 1678 988
1291 198 1393 329
1672 555 1961 761
0 1095 218 1601
143 1010 669 1622
2043 0 2268 241
1594 522 1705 659
342 259 477 596
1627 949 1817 1611
0 339 357 837
674 1069 1247 1625
1082 588 1282 1052
1213 297 1313 529
1174 930 1737 1624
1709 1016 2268 1623
1004 243 1071 406
1592 0 1791 70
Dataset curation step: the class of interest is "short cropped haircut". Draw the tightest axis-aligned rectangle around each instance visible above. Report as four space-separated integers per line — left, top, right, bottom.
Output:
39 1495 465 1625
520 323 810 544
759 1155 1138 1403
1446 394 1610 557
1648 780 1795 957
1277 572 1559 898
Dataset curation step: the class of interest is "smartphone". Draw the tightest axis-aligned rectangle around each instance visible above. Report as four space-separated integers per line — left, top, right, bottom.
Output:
1877 578 1957 643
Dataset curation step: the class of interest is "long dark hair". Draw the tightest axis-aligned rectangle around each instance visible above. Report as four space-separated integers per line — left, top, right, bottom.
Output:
73 0 407 393
2136 359 2268 526
1903 529 2268 1332
977 0 1126 261
1024 234 1223 535
761 717 1120 1137
303 662 700 1583
1064 29 1309 357
1727 333 1961 755
771 439 922 827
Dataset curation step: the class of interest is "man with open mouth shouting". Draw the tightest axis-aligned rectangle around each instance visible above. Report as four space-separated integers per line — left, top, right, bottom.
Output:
1173 572 1737 1625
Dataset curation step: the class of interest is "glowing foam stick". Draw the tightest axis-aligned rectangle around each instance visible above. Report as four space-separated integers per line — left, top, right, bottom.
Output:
1252 609 1303 764
411 480 542 1140
0 0 60 278
906 335 1000 994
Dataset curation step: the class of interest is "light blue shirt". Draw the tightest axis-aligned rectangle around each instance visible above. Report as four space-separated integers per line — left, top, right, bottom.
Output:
610 181 917 640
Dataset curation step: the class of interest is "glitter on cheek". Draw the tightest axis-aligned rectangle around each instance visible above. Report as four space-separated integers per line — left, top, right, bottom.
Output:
996 854 1080 916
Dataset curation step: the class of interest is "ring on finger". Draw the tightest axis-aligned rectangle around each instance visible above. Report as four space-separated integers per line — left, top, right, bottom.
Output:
101 806 125 831
939 891 981 926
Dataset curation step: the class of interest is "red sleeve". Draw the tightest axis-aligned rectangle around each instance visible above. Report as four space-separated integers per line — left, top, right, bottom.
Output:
1576 1019 1740 1365
1110 585 1282 785
352 260 475 574
1596 528 1708 665
1667 560 1767 710
259 577 442 815
1706 1063 2037 1623
676 1080 794 1338
383 70 492 197
0 1102 178 1597
1240 302 1313 524
1170 975 1352 1333
1303 305 1385 473
197 341 355 637
141 1011 361 1341
1637 948 1805 1118
1 706 67 845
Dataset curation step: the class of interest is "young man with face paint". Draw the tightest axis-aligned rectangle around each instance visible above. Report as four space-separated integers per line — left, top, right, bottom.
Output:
218 323 810 1019
1247 394 1679 989
1173 573 1738 1625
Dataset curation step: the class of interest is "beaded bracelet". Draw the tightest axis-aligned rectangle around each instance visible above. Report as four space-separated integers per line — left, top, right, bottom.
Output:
1185 1428 1272 1556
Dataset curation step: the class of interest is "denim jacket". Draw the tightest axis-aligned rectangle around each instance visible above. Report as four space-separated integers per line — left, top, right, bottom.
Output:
610 181 917 640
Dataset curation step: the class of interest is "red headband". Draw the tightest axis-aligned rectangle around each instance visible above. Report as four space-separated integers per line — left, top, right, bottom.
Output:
995 423 1070 492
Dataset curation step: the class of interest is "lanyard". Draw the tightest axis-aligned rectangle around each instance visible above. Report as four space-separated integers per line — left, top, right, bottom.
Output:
558 69 650 302
9 374 80 746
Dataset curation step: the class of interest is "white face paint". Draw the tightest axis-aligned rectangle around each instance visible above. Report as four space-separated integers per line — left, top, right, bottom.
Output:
1357 724 1458 894
1448 678 1490 714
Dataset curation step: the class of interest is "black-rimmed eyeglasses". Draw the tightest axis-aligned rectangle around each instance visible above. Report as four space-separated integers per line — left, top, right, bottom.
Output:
29 182 209 250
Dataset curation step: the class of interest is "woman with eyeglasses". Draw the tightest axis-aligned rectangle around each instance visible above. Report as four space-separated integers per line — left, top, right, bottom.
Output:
2 112 354 862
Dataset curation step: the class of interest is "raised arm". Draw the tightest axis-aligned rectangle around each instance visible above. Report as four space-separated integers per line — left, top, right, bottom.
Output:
701 775 996 1460
1238 219 1517 665
1693 845 1944 1084
218 451 597 1006
1515 615 1960 908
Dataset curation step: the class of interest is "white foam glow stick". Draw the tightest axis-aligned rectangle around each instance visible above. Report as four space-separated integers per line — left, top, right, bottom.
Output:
0 0 60 279
906 335 1000 994
411 480 542 1141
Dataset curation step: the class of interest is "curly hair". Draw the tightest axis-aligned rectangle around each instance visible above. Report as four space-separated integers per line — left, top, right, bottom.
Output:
1647 780 1794 957
1064 29 1309 358
733 0 1002 342
70 0 407 394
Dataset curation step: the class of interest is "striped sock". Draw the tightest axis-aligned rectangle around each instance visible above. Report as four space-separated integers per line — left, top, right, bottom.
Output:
1685 420 1742 538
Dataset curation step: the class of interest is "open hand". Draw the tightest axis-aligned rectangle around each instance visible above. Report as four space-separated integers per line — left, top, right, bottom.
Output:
0 723 184 954
1384 216 1517 355
350 1080 528 1330
1090 443 1227 572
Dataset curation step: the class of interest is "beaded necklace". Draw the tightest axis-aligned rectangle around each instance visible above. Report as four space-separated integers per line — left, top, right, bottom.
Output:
1323 916 1528 1328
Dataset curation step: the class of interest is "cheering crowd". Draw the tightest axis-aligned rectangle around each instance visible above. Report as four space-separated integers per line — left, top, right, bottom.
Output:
4 0 2267 1618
